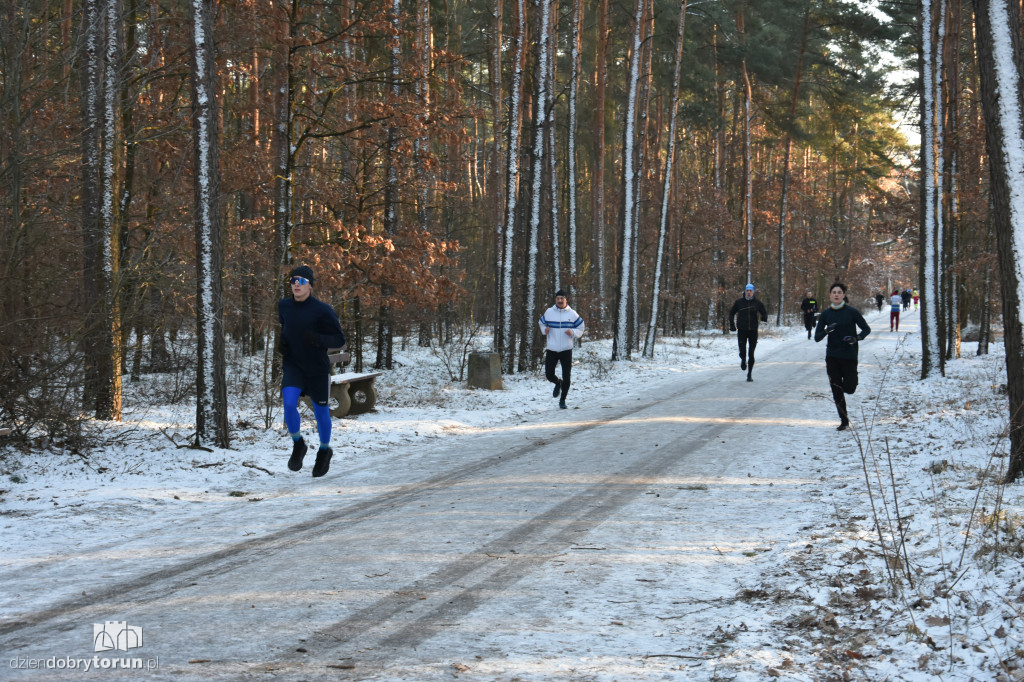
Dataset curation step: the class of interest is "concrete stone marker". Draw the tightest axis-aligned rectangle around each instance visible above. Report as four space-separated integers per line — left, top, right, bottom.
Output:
467 352 503 390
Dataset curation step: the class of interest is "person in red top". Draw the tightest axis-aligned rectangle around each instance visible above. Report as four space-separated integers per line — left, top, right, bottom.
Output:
889 290 902 332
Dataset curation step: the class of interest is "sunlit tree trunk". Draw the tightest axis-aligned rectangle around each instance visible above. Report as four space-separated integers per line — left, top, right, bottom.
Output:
644 0 687 358
776 7 810 325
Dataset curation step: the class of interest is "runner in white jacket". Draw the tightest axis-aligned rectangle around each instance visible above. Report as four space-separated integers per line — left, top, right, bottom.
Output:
539 290 585 409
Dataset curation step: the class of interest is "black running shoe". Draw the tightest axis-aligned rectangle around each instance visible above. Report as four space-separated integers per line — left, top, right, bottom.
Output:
740 359 747 371
288 438 307 471
553 381 561 398
559 400 567 409
312 447 333 477
746 374 753 382
837 420 850 431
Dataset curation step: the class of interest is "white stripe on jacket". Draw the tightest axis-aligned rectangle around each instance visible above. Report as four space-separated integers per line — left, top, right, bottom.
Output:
539 304 585 353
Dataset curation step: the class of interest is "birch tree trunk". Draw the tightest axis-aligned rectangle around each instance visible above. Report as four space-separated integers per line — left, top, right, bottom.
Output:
189 0 228 447
593 0 609 326
920 0 944 378
643 0 687 358
567 0 582 297
546 0 561 294
500 0 527 373
973 0 1024 482
612 0 646 361
522 0 553 370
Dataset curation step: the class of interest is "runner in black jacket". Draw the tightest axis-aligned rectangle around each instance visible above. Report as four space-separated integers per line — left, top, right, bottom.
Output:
278 265 346 477
729 284 768 382
814 282 871 431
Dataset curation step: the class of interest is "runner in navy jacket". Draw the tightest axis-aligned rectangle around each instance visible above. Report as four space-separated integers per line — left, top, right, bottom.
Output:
814 282 870 431
278 265 346 477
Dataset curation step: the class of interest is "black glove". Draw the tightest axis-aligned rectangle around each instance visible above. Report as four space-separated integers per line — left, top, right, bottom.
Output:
824 323 838 334
842 335 857 345
303 330 322 348
729 323 736 332
277 338 290 357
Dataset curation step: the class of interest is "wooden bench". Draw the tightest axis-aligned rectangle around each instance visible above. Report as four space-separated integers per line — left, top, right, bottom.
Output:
301 347 383 418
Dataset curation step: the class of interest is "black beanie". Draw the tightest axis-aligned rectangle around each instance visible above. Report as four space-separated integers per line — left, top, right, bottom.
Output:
290 265 315 283
554 289 567 298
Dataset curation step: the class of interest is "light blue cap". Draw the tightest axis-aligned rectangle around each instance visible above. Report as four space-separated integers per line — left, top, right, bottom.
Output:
745 283 755 291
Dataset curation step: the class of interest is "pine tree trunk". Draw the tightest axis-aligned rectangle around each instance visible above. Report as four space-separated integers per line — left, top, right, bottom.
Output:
973 0 1024 482
377 0 402 370
776 8 810 325
491 0 504 352
80 0 103 411
190 0 229 447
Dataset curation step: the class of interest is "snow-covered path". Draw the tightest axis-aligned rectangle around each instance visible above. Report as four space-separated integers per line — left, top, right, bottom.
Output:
6 305 1018 681
2 317 876 680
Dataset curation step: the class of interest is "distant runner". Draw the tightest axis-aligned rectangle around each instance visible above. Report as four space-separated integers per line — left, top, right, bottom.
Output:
800 291 819 340
889 290 902 332
729 283 768 382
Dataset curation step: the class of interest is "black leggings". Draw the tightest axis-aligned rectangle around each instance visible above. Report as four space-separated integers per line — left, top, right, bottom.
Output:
545 349 572 399
826 356 859 422
737 328 759 366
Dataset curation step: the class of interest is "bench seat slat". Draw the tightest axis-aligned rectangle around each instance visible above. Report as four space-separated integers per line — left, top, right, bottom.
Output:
330 371 383 385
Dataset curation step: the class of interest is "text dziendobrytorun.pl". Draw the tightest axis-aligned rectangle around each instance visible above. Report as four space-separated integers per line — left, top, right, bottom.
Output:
9 656 159 672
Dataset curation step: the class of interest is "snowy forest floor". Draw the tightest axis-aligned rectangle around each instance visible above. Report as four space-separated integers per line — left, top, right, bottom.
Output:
1 305 1022 681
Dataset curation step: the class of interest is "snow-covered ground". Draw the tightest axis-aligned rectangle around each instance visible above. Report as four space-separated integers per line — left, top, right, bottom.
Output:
1 305 1021 680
